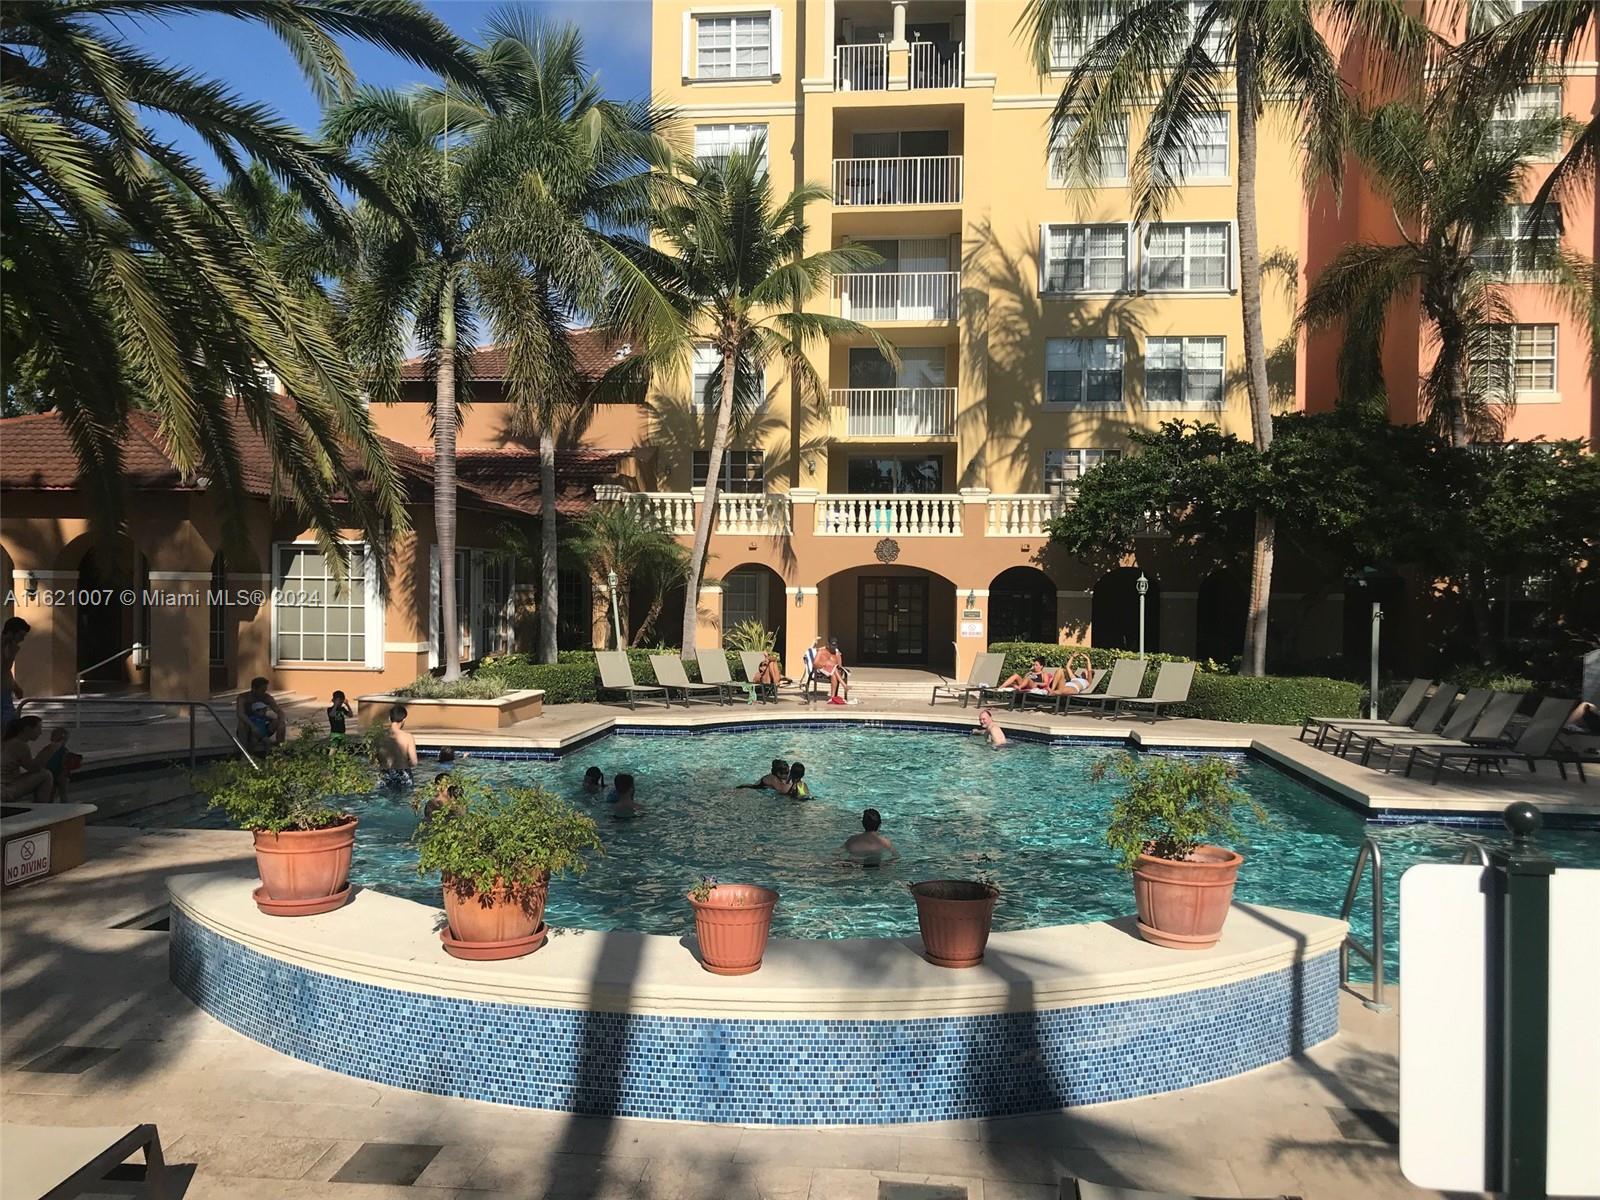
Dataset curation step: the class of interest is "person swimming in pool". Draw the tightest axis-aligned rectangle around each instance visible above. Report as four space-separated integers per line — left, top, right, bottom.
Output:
974 708 1007 748
610 772 645 819
581 766 605 798
844 808 898 865
786 762 810 799
737 759 792 794
423 772 464 821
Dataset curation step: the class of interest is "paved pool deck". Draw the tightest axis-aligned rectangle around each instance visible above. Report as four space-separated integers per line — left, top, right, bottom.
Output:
0 826 1480 1200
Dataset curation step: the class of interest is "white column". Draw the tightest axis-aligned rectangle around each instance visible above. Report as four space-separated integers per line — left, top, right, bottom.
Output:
891 0 908 48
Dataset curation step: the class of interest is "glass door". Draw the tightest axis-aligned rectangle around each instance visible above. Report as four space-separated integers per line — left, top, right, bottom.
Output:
857 577 930 663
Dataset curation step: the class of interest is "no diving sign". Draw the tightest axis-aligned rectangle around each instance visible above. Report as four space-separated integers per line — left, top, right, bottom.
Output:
4 831 51 887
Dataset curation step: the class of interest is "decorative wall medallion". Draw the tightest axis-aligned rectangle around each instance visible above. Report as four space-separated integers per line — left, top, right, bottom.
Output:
874 538 900 564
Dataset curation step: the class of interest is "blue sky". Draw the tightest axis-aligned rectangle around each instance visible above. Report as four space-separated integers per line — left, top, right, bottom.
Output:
107 0 652 170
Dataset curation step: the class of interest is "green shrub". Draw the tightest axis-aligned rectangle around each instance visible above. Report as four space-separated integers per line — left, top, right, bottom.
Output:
395 674 512 700
1172 673 1363 725
1094 753 1266 869
194 732 376 833
481 660 599 704
556 647 675 685
414 777 603 894
724 619 776 655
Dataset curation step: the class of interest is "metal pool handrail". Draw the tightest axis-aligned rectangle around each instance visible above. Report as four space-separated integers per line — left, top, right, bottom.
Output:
18 695 258 770
1339 839 1492 1012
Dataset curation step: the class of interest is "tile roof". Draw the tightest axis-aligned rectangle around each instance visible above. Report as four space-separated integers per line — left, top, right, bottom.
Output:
398 327 635 382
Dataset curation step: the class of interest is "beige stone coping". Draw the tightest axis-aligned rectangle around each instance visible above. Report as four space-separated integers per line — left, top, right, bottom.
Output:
356 689 545 710
0 802 98 839
169 872 1345 1021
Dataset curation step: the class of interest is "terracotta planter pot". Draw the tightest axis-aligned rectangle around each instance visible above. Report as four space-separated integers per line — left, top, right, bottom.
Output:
910 880 999 968
442 873 550 955
688 884 778 975
1132 845 1244 950
252 817 357 914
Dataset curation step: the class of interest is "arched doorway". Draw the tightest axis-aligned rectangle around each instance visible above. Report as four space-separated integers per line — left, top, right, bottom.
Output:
723 564 786 654
1092 566 1160 653
1197 569 1248 667
817 565 957 672
989 566 1057 643
75 539 149 689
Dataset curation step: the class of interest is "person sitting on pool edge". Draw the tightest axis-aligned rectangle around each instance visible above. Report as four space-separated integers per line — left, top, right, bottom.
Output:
844 808 898 865
610 772 644 818
581 766 605 798
737 759 791 794
787 761 811 799
974 708 1007 748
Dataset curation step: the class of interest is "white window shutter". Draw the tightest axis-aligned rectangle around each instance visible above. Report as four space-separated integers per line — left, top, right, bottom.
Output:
1038 222 1049 292
1138 223 1150 291
1124 220 1135 291
364 547 384 669
1229 221 1240 291
770 8 782 76
682 12 692 80
428 544 440 670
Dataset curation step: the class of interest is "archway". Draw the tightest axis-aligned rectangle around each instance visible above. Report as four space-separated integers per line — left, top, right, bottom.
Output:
722 564 787 655
817 564 956 672
988 566 1057 644
1092 566 1160 653
1197 569 1248 667
74 538 149 688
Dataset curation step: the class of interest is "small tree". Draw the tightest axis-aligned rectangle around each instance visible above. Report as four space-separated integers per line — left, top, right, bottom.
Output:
1093 753 1264 869
414 776 602 897
566 501 689 648
195 733 377 834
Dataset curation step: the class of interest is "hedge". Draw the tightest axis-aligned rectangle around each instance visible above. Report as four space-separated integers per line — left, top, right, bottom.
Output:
483 661 600 704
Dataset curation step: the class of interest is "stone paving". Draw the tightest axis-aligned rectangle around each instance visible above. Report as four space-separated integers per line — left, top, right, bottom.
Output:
0 827 1486 1200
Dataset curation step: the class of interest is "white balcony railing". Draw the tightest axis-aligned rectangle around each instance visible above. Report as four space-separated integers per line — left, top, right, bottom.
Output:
831 386 957 438
985 493 1072 537
835 42 887 91
630 492 791 537
814 494 964 536
833 155 963 206
910 41 963 89
835 271 959 321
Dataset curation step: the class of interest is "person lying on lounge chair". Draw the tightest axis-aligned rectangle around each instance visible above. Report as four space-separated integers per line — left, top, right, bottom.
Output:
997 657 1053 693
1046 653 1096 698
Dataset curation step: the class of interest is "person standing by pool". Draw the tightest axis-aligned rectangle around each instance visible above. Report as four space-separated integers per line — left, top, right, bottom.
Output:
378 704 417 788
844 809 897 865
2 617 29 729
975 708 1007 748
326 690 353 745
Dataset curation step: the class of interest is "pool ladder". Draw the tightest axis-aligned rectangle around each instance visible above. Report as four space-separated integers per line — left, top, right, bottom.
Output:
1339 839 1490 1013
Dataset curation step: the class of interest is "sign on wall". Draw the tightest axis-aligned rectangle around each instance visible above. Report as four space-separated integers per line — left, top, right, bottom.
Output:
959 619 984 638
3 831 51 887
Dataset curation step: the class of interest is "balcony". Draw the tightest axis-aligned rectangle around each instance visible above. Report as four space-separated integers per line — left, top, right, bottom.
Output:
627 492 792 537
984 493 1072 537
814 493 964 536
833 156 963 206
834 41 964 91
830 387 956 439
835 271 959 321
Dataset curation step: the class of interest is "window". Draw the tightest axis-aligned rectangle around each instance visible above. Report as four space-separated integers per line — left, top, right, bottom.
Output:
696 13 771 79
274 545 373 664
1488 85 1561 157
478 555 514 659
1045 338 1125 406
722 568 769 631
1145 222 1231 290
1474 205 1562 276
1511 324 1557 391
1048 115 1128 185
1044 448 1123 491
1043 224 1129 292
694 123 768 170
1145 336 1226 406
1188 0 1230 62
693 449 765 492
692 345 765 409
1158 112 1229 181
1050 10 1115 70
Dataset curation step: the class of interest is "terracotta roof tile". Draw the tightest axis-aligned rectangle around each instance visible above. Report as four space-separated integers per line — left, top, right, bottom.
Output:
399 327 635 382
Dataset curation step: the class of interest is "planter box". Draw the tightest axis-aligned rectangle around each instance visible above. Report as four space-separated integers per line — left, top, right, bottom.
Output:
357 690 543 731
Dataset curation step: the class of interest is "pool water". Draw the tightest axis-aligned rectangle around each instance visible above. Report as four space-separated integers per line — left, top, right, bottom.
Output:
120 728 1599 978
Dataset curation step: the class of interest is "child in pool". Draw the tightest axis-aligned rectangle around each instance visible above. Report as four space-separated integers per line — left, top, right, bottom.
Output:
581 766 605 798
737 759 792 794
610 772 645 818
787 762 811 799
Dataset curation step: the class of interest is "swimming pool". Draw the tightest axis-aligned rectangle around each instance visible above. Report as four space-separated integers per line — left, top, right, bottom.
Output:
122 726 1600 978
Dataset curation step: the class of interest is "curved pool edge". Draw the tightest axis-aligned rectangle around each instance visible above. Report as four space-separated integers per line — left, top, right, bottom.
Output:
169 872 1345 1124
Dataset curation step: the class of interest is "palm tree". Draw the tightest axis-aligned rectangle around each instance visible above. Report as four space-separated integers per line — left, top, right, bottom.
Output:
1298 100 1593 445
1 0 483 563
566 501 689 648
1019 0 1428 674
614 142 893 653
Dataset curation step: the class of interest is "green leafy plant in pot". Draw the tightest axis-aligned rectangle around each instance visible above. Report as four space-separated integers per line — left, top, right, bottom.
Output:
1095 753 1265 950
686 874 779 975
194 732 375 916
414 777 602 960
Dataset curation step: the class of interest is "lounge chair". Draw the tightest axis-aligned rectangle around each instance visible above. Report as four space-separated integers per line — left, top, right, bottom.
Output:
1299 677 1430 747
1342 687 1492 767
2 1122 167 1199
1328 681 1460 757
650 654 727 707
737 651 779 704
1406 696 1585 784
1063 658 1147 716
596 651 670 710
1108 660 1198 723
931 652 1004 707
1065 1177 1301 1200
1358 689 1526 772
695 649 748 704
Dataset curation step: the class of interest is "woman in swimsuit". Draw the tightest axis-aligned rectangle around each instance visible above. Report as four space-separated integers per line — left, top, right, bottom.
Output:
1047 653 1096 698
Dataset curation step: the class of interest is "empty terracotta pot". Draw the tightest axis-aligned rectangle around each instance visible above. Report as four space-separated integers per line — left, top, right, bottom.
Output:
689 884 779 975
442 873 549 947
1132 845 1244 950
252 817 357 913
910 880 1000 968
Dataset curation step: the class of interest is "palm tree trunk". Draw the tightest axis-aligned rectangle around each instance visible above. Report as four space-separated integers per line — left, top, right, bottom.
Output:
1235 33 1276 678
679 342 738 651
538 427 559 663
435 278 460 682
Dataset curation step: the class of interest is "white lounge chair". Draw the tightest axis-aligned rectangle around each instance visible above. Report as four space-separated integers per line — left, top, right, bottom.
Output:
596 651 670 710
1 1123 167 1199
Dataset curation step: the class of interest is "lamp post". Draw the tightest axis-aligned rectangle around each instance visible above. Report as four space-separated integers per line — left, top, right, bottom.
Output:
1348 566 1383 719
1135 572 1149 659
606 570 622 650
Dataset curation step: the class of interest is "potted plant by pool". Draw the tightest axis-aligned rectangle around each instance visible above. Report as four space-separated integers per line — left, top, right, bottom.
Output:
195 732 374 916
1095 752 1265 950
909 877 1000 968
415 778 602 961
687 875 779 975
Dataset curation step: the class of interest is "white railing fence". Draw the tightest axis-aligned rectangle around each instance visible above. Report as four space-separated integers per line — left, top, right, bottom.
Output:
835 42 888 90
814 494 964 536
833 155 963 206
831 387 957 438
627 492 791 537
985 493 1073 537
635 492 696 535
910 41 963 89
835 271 959 321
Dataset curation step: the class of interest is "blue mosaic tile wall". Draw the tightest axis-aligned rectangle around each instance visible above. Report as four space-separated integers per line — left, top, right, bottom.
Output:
170 909 1339 1124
